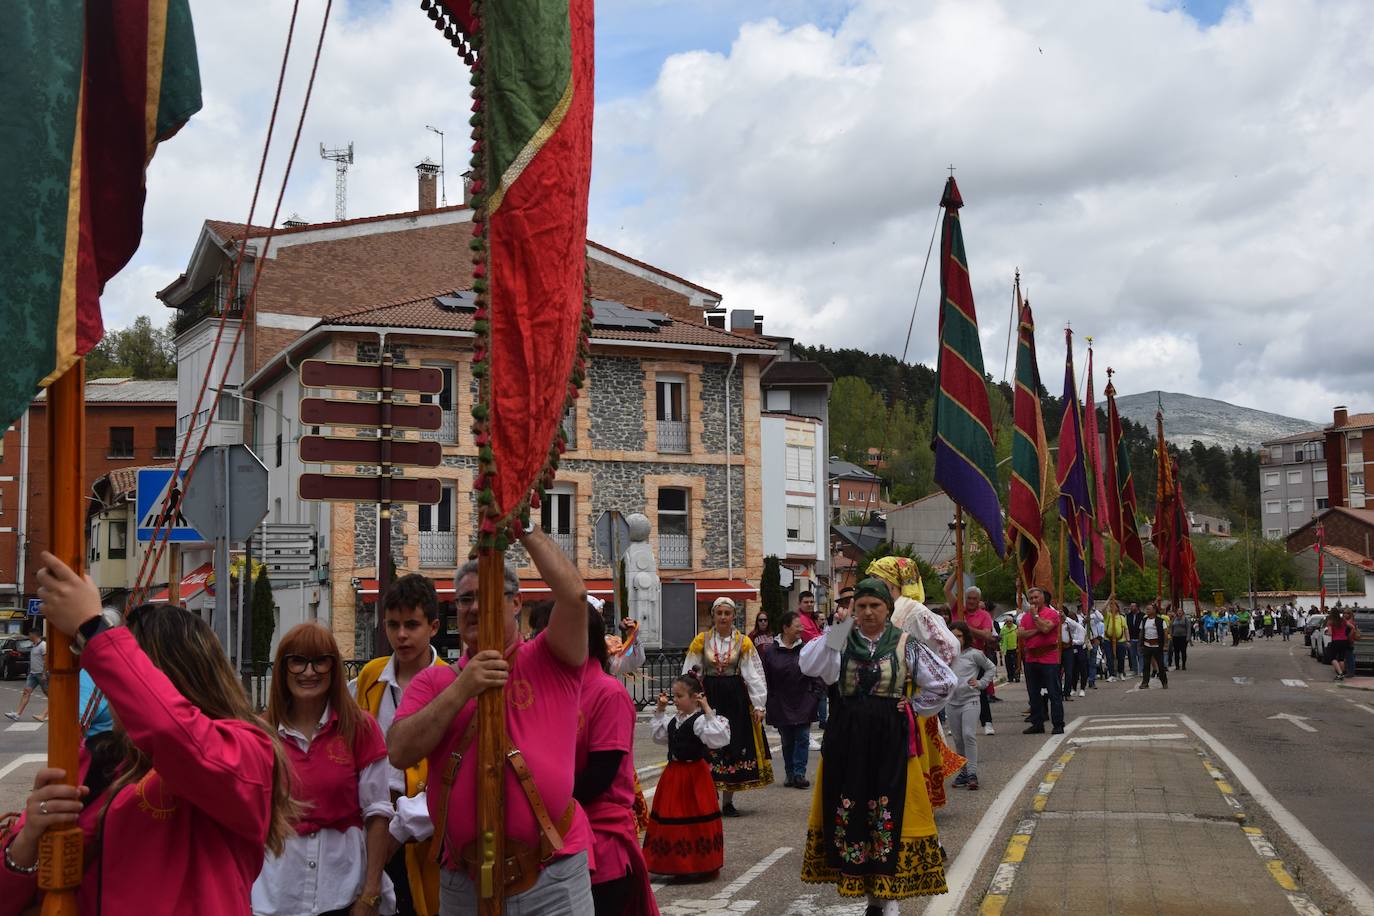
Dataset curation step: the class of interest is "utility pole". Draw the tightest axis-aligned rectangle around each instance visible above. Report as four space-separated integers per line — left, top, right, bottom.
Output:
320 142 354 220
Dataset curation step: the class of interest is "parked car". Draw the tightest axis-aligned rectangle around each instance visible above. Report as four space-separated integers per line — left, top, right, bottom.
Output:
0 636 33 680
1309 622 1328 661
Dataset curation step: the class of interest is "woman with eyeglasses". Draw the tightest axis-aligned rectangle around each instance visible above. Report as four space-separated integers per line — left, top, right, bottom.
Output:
253 623 395 915
0 552 296 915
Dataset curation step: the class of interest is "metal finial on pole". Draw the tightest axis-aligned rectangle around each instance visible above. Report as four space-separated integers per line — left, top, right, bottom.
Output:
426 125 447 206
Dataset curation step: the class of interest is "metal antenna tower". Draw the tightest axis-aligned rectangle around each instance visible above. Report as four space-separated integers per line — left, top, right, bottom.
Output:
319 142 354 220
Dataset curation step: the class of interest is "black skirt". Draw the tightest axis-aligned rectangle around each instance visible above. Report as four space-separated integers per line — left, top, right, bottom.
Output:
702 674 773 791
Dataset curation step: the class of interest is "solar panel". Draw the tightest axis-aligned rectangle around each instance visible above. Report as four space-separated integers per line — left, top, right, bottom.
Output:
435 291 478 311
591 299 670 331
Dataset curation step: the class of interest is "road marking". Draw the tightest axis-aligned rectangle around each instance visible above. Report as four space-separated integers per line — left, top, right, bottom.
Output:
1233 676 1253 685
1353 703 1374 716
1068 733 1188 744
0 754 45 781
1037 810 1246 825
658 846 791 915
1080 723 1181 731
781 896 866 915
1082 715 1174 723
716 846 791 897
1280 679 1308 688
923 717 1085 916
981 758 1073 915
4 722 42 733
1179 715 1374 914
1267 713 1316 733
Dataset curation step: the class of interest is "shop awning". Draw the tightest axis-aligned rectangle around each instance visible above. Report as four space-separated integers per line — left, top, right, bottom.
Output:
356 576 756 602
149 562 215 602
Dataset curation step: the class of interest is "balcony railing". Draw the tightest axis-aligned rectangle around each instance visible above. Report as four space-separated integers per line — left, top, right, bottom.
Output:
419 529 457 569
659 532 690 569
657 419 688 454
422 409 458 444
549 530 575 559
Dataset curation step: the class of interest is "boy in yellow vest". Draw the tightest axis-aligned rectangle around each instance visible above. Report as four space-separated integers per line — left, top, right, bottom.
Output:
351 573 448 915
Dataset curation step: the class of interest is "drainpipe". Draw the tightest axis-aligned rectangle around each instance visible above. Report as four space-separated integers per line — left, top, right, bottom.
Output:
725 352 739 578
17 409 30 600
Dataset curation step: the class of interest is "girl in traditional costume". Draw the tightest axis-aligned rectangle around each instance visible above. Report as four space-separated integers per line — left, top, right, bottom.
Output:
642 672 730 878
799 578 957 916
682 597 772 815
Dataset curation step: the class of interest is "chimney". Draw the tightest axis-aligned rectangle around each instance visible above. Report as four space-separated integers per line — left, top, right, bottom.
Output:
705 308 726 330
416 158 441 212
1334 405 1349 427
282 213 308 228
729 309 756 336
753 314 765 335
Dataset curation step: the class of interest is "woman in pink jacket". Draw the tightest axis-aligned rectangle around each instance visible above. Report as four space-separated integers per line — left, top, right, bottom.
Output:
0 551 296 915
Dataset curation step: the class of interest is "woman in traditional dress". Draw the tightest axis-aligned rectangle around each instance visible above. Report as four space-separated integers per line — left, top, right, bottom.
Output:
799 578 957 916
682 597 772 815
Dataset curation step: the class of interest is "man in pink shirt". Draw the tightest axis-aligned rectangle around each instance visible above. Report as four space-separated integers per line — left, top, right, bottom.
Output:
389 527 592 911
797 590 823 643
1017 587 1065 735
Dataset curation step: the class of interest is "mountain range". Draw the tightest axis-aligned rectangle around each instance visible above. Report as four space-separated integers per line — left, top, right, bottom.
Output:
1114 391 1320 452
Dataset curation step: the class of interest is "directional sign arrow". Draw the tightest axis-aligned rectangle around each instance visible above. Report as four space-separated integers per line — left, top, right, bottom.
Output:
299 435 442 468
1268 713 1316 733
300 397 442 431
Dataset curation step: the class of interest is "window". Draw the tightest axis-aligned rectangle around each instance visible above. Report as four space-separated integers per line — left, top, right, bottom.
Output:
786 445 814 483
108 427 134 459
1287 470 1302 485
155 427 176 459
108 522 127 560
1314 466 1328 483
421 363 456 443
218 390 240 421
1316 497 1330 510
1266 528 1282 539
419 486 457 567
657 488 690 569
1269 446 1283 462
561 405 576 449
541 485 575 556
1352 472 1366 490
1265 500 1280 514
274 392 284 468
1263 471 1280 487
655 375 687 453
786 505 815 542
830 483 839 501
89 522 100 563
1287 498 1303 513
766 389 792 412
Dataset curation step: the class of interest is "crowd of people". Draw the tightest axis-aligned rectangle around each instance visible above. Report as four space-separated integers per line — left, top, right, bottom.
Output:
3 520 1364 915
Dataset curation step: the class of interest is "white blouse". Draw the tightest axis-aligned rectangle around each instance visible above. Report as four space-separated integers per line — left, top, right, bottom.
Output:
683 630 768 712
251 707 396 916
1061 616 1087 647
798 622 957 717
608 639 646 677
649 710 732 749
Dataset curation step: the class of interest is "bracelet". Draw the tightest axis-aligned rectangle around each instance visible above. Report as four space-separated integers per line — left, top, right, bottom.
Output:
4 839 38 875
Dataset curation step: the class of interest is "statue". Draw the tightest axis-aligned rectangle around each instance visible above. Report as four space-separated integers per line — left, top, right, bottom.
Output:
624 512 663 649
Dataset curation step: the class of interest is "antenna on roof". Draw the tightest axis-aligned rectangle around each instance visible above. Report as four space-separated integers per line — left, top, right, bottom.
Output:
425 126 447 206
320 142 354 220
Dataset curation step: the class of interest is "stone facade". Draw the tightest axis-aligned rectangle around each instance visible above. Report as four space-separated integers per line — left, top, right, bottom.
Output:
699 363 744 455
588 357 646 451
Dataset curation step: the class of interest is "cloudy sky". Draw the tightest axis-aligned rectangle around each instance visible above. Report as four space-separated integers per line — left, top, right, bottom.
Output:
116 0 1374 423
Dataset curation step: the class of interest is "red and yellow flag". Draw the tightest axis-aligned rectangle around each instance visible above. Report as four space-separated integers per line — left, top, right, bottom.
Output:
0 1 201 429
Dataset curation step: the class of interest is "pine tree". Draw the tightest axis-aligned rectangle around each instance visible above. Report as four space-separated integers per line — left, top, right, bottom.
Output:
760 556 784 628
251 570 276 666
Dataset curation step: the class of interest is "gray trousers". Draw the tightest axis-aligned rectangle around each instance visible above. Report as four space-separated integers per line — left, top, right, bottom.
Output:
947 700 980 777
440 850 592 915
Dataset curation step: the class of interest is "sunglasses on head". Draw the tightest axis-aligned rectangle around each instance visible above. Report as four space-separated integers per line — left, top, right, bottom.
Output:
284 654 336 674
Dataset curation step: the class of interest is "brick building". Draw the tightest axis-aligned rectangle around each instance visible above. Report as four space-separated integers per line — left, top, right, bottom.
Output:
829 458 883 522
0 379 177 605
160 168 774 655
1324 406 1374 510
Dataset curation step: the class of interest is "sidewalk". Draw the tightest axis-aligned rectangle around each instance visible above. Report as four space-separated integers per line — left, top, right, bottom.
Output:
1337 676 1374 692
977 718 1321 916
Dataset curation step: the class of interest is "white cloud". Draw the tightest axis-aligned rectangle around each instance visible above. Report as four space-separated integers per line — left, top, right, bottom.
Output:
113 0 1373 425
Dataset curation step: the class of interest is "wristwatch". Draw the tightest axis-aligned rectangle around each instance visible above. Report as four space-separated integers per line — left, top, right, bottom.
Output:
73 608 122 655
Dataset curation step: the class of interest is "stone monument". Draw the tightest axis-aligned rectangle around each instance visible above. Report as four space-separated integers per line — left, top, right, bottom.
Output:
624 512 663 649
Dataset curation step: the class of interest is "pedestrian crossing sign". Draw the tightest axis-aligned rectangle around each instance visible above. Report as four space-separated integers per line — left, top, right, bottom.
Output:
135 469 206 543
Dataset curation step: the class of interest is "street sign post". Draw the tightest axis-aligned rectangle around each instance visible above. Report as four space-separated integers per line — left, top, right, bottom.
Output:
135 469 205 543
180 445 270 668
26 598 41 618
594 511 632 612
297 354 446 654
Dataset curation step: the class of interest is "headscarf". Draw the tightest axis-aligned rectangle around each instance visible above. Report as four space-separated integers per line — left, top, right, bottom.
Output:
852 577 894 608
865 555 926 603
711 596 737 612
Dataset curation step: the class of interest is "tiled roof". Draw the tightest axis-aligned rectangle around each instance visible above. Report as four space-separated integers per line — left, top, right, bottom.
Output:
34 378 177 404
761 360 833 385
1333 412 1374 431
321 293 775 350
829 458 880 480
1261 428 1325 446
1323 545 1374 571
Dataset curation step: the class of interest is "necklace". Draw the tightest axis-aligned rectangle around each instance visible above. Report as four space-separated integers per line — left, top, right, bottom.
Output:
709 630 735 674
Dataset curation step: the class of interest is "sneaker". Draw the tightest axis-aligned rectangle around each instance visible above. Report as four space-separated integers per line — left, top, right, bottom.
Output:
1161 683 1168 689
1107 676 1115 682
783 775 795 788
3 712 17 721
1022 725 1045 734
984 723 995 736
966 778 980 790
953 771 970 787
1051 725 1065 735
794 777 811 790
1140 683 1149 689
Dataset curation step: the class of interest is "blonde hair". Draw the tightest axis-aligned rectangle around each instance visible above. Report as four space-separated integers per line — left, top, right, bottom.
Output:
110 604 298 854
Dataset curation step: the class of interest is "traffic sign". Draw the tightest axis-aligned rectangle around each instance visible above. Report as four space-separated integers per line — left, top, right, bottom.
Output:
180 445 270 543
299 435 442 467
594 511 631 566
300 397 442 431
299 473 442 504
136 469 206 543
300 359 445 393
26 598 41 617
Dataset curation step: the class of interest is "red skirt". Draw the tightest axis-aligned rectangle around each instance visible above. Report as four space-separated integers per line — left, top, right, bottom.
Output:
643 759 723 876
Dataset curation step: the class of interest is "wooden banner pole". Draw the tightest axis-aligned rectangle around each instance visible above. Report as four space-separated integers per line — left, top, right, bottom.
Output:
38 364 85 915
476 548 509 914
953 507 965 613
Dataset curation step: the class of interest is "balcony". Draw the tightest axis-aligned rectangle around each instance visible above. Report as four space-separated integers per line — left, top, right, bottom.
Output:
659 532 690 569
419 529 457 569
422 409 459 444
549 530 575 559
657 419 688 454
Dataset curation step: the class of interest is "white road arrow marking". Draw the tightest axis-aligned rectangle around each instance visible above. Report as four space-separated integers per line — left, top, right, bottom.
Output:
1280 679 1307 687
1233 676 1253 685
1268 713 1316 732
